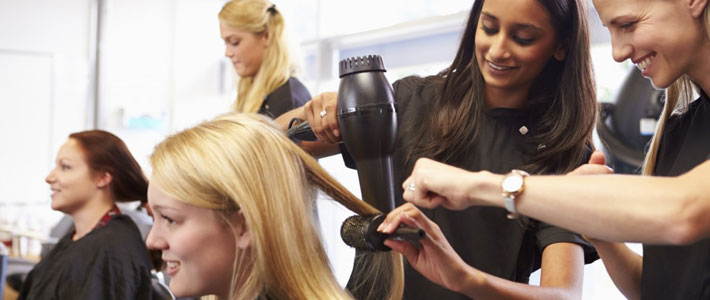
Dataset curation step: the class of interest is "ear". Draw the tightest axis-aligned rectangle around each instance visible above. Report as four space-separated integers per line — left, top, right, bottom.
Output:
553 42 566 61
95 172 113 189
688 0 708 18
233 210 251 249
260 30 270 48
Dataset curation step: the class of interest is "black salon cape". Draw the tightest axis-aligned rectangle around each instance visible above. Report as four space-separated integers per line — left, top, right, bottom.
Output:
641 89 710 300
18 215 153 300
258 77 310 119
344 76 597 300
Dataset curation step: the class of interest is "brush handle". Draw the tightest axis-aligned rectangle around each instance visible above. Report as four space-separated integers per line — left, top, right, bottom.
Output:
389 227 425 241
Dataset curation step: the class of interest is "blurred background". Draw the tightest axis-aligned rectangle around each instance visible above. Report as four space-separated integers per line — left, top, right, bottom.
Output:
0 0 653 299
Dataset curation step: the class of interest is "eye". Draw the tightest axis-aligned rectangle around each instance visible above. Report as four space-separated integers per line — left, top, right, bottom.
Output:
513 36 535 46
481 24 498 35
60 164 70 171
619 21 636 30
161 215 175 225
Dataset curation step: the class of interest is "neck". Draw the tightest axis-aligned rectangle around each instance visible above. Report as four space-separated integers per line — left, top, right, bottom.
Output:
70 193 114 241
483 84 530 109
687 36 710 94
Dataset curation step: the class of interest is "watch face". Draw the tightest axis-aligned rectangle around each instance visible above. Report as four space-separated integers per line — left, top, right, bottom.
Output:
502 175 523 192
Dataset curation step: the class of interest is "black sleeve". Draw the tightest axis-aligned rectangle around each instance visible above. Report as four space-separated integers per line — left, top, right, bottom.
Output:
533 143 599 265
261 78 311 119
535 222 599 264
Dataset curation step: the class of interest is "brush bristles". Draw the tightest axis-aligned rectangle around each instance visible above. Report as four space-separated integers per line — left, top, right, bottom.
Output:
340 215 372 249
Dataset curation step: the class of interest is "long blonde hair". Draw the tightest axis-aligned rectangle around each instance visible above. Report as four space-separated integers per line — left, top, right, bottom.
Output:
219 0 294 113
642 3 710 175
150 113 403 300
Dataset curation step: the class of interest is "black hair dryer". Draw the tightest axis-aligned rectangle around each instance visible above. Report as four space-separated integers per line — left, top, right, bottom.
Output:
337 55 397 213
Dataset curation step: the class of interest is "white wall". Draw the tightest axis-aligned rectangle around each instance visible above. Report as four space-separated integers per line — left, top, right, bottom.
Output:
99 0 233 173
0 0 93 236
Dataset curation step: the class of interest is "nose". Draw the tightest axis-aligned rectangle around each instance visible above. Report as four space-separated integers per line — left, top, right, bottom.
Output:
146 225 167 250
488 34 511 61
45 169 55 184
610 34 633 63
224 45 233 58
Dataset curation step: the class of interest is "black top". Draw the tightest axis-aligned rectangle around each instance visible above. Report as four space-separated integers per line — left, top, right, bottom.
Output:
358 76 597 299
258 77 311 119
642 89 710 300
18 215 153 300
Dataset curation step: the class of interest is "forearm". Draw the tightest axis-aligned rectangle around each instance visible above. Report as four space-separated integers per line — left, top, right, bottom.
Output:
273 106 305 131
273 106 341 158
457 268 579 300
299 141 341 158
470 169 709 243
591 241 642 300
456 243 583 300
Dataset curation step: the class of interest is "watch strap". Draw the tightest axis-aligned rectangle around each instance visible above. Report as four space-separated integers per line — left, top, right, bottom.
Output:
503 194 519 219
502 169 529 219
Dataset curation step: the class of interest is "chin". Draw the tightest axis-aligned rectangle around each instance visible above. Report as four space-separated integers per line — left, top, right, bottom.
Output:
169 278 202 298
648 75 674 90
50 200 64 212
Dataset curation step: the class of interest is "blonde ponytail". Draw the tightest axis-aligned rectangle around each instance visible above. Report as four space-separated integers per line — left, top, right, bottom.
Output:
219 0 295 113
642 77 696 175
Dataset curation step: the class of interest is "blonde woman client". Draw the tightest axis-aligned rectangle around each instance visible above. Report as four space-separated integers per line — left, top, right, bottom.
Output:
146 113 403 300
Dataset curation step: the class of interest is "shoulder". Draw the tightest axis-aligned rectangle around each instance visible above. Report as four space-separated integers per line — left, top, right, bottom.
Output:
262 77 311 118
90 216 147 255
393 75 438 98
665 92 709 132
393 75 440 112
84 217 152 275
286 77 311 104
287 77 309 93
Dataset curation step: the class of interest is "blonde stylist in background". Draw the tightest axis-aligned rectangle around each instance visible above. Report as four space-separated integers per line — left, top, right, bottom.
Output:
381 1 710 299
219 0 310 118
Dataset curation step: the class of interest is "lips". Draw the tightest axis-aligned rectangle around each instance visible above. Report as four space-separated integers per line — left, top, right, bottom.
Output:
165 260 180 275
487 60 516 71
634 53 656 74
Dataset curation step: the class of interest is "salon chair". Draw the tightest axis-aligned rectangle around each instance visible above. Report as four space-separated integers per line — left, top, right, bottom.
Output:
5 202 154 293
1 243 7 298
597 67 664 174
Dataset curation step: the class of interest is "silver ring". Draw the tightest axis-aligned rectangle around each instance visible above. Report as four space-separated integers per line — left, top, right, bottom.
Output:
407 183 416 192
319 110 327 118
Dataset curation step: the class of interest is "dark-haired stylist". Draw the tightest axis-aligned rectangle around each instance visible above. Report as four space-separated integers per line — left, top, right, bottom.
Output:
277 0 600 299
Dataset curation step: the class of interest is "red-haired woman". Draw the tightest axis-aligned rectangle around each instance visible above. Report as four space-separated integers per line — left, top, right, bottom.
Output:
18 130 153 300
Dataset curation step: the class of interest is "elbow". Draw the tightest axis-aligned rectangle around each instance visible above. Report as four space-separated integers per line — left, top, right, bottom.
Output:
662 192 706 245
541 286 581 300
562 284 583 300
558 290 581 300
